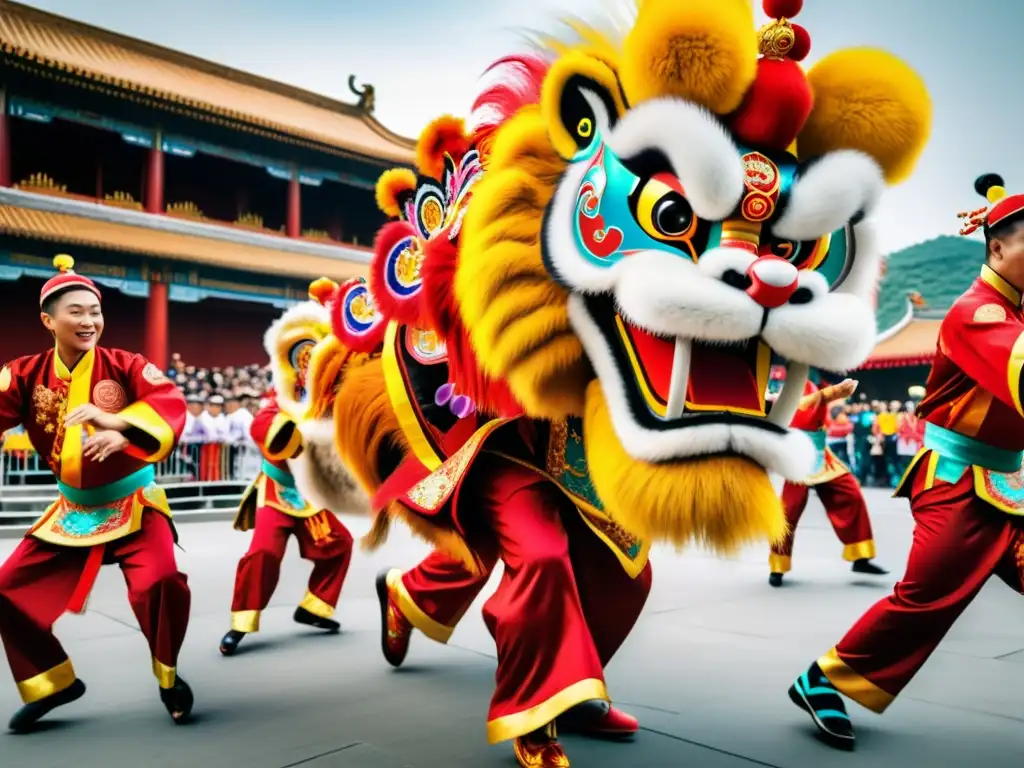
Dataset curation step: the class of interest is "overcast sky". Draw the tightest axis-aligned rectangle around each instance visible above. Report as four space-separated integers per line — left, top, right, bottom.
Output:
19 0 1024 256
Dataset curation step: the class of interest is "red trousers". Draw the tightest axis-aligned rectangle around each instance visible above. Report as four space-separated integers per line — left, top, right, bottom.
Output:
769 472 876 573
819 471 1024 713
402 454 652 744
397 550 494 643
230 506 353 632
0 511 190 703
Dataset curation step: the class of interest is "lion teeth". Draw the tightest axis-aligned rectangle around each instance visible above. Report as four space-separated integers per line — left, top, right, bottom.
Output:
768 362 809 427
665 338 691 419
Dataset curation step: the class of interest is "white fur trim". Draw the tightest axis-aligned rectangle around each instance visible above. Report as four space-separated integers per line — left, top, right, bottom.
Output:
613 248 763 341
605 99 745 221
762 272 877 372
567 294 815 480
772 151 885 242
288 418 367 513
263 301 330 398
834 219 883 304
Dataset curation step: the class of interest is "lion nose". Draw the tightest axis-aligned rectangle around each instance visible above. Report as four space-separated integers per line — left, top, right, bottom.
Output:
745 257 798 308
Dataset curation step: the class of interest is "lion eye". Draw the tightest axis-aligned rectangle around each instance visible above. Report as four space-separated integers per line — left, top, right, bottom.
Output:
630 173 699 252
652 196 692 237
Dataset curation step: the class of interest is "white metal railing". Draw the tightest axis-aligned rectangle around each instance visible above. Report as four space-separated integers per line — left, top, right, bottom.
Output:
0 443 264 528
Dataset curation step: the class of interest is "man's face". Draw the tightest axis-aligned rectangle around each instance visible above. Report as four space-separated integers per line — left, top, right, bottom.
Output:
41 289 103 355
990 223 1024 288
187 402 203 416
206 403 223 417
225 401 240 414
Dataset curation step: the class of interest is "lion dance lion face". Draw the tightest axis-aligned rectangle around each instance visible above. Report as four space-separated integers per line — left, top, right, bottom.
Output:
455 0 931 548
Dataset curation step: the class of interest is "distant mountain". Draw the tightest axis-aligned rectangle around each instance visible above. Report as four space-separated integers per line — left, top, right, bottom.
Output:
874 235 985 333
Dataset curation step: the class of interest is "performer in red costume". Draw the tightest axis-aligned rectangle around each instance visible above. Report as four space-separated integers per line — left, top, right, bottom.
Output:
0 255 192 732
219 391 354 654
790 174 1024 750
220 286 355 655
767 372 888 586
327 78 647 765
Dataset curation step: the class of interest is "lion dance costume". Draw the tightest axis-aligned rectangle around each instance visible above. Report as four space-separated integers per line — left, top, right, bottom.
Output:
789 173 1024 752
767 368 887 586
219 283 359 656
304 0 930 764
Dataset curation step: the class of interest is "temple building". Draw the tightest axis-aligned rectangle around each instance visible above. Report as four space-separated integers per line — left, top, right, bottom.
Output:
853 235 984 399
0 1 413 368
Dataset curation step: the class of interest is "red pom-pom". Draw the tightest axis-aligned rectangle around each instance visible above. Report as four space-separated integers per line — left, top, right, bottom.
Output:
763 0 802 18
729 58 813 152
789 24 811 61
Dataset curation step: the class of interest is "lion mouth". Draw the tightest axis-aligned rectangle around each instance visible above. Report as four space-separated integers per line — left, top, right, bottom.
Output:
582 293 796 432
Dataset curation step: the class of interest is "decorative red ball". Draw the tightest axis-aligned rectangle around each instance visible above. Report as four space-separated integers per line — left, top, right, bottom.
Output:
789 24 811 61
763 0 803 18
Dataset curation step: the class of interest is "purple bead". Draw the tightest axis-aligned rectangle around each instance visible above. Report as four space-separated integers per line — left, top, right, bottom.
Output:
449 394 476 419
435 382 455 406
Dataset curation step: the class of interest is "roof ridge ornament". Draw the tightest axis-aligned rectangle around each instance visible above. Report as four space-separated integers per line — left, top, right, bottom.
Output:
348 75 376 113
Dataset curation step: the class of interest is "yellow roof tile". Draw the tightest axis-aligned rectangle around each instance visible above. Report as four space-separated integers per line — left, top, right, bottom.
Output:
0 1 414 163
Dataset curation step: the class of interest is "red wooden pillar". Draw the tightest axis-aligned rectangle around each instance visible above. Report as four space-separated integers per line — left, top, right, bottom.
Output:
145 278 169 369
0 89 11 188
145 133 164 213
286 172 300 237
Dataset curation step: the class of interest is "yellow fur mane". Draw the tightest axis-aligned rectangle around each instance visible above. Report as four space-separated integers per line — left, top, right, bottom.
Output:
454 107 590 419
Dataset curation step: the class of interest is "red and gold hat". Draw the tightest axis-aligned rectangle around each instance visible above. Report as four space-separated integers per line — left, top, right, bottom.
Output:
958 174 1024 235
39 254 101 307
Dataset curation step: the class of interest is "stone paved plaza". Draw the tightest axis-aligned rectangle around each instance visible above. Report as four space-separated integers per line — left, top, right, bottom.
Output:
2 489 1023 767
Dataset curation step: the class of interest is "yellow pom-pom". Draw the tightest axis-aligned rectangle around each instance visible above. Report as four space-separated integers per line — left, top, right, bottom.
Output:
619 0 758 114
987 185 1007 204
798 48 932 185
374 168 418 218
52 254 75 273
308 277 338 306
415 115 470 179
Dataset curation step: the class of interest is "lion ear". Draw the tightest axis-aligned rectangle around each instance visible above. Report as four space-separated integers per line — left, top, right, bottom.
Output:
798 48 931 185
540 50 626 160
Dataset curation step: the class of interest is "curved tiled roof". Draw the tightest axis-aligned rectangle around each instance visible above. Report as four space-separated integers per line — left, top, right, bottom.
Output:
0 1 414 163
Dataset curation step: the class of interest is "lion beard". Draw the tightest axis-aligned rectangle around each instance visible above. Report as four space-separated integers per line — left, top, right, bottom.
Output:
289 417 366 514
583 381 787 553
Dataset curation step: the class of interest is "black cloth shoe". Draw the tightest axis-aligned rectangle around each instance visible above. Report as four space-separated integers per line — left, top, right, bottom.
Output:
852 559 888 575
294 606 340 632
160 676 194 725
789 662 855 750
769 572 784 587
8 678 86 733
219 630 246 656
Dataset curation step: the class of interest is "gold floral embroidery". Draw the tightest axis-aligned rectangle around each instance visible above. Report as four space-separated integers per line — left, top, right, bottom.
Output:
141 362 168 384
545 420 568 478
33 385 67 464
406 421 505 511
973 303 1007 324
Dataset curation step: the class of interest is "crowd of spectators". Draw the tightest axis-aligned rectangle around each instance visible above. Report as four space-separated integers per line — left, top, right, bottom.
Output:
823 397 925 488
167 353 270 447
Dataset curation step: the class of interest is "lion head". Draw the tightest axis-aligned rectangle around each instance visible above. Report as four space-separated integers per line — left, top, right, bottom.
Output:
454 0 931 549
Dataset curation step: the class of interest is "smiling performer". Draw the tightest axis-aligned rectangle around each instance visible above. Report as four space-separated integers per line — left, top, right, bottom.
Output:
219 281 356 656
767 369 888 586
0 255 191 732
789 173 1024 751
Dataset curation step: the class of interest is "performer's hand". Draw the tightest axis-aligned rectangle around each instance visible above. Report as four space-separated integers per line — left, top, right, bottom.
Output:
833 378 858 400
65 404 129 432
83 430 130 462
